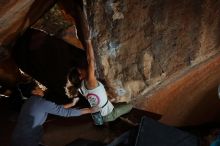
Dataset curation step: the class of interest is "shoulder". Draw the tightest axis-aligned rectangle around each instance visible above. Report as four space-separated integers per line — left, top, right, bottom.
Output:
31 96 55 107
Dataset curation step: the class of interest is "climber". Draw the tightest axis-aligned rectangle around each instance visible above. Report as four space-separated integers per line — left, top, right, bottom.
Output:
67 39 133 124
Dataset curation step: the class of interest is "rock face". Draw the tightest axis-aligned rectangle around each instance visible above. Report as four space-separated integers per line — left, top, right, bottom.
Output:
0 0 57 91
1 0 220 126
85 0 220 101
0 0 86 102
84 0 220 125
0 0 56 45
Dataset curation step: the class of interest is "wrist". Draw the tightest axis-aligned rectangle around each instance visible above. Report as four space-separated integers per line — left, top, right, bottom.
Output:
85 39 91 43
81 108 90 115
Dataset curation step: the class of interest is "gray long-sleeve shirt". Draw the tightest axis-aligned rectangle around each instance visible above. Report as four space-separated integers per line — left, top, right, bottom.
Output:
12 96 81 146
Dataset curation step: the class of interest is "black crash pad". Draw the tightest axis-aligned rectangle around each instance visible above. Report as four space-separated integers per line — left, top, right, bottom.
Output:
135 116 199 146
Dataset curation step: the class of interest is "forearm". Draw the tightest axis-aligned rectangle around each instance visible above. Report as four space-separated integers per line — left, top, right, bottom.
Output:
63 103 74 109
86 40 95 63
80 108 92 115
63 98 79 109
85 40 97 88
